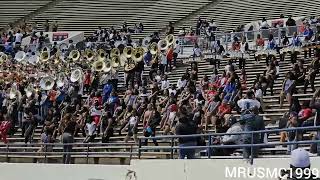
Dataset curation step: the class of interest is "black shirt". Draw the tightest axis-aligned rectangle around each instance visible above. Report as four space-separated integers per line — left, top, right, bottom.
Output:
64 121 77 134
149 111 161 128
175 119 197 143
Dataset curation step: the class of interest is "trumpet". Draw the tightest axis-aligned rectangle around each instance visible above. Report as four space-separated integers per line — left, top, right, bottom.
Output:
132 47 144 63
111 48 120 57
85 49 95 61
97 49 106 61
123 46 133 58
92 60 106 72
69 50 80 61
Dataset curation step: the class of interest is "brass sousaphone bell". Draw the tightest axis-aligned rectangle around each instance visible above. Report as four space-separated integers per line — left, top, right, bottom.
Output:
123 46 133 58
0 53 8 64
97 49 106 61
14 51 26 62
165 34 175 46
56 72 66 88
85 49 95 61
148 42 159 55
40 76 55 90
132 47 145 63
24 84 34 98
158 39 169 51
70 68 83 82
40 47 50 62
111 55 120 68
69 50 80 61
110 48 120 57
92 60 106 72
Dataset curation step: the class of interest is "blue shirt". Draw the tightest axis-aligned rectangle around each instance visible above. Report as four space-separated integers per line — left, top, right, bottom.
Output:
303 28 314 38
267 40 276 50
144 52 152 64
291 36 301 46
223 82 236 94
103 84 113 97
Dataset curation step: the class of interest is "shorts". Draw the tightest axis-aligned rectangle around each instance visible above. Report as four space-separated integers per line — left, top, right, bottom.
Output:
127 124 137 136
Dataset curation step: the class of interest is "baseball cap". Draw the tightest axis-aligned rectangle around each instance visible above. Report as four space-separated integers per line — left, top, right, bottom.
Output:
290 148 310 168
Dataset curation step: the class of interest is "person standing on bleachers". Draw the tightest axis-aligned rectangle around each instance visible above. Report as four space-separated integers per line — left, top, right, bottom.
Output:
304 58 320 93
43 20 49 32
289 32 302 64
286 15 296 36
303 24 314 59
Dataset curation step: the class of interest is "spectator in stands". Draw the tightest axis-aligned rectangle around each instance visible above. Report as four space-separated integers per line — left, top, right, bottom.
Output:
123 109 139 143
62 117 76 164
52 21 58 32
192 43 202 61
304 58 320 93
280 72 296 109
286 15 296 36
167 22 174 35
237 91 261 112
196 17 202 35
143 105 160 146
175 106 197 159
289 32 302 64
14 30 23 46
43 20 49 32
303 24 314 59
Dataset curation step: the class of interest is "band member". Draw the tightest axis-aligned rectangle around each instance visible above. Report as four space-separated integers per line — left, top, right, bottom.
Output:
173 40 180 68
211 40 225 69
279 31 290 61
239 37 249 69
290 32 302 64
255 34 265 63
266 34 277 66
110 69 119 91
303 24 314 59
304 58 320 93
231 37 241 51
192 43 202 61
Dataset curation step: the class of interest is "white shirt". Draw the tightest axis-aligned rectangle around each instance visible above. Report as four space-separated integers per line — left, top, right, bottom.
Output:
209 22 217 28
177 79 187 89
161 80 170 90
237 99 261 111
255 89 263 99
86 122 97 135
129 116 137 125
169 88 177 96
90 107 102 116
261 21 269 28
15 33 23 43
193 48 202 56
174 44 180 54
160 53 167 64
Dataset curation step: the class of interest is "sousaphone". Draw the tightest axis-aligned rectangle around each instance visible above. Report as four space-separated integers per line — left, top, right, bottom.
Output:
132 47 144 63
70 68 83 82
84 49 95 61
56 72 66 88
0 53 7 64
148 42 158 55
14 51 26 62
165 34 175 46
69 50 80 62
158 39 169 51
40 76 55 90
103 60 112 73
110 48 120 57
97 49 106 61
24 84 34 98
123 46 133 58
111 55 120 68
92 60 106 72
40 50 50 62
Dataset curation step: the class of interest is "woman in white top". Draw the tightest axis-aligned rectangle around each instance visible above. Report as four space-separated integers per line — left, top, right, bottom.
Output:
161 75 170 90
123 109 139 143
192 43 202 61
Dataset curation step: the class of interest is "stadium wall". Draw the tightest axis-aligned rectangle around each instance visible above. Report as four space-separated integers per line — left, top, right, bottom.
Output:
1 157 320 180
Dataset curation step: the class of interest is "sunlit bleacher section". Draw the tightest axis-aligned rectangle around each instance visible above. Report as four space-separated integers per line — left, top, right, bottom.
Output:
177 0 320 33
0 0 52 28
29 0 212 37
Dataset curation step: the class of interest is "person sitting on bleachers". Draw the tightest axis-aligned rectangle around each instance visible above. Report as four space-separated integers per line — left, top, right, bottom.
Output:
237 91 261 112
303 24 314 59
264 62 277 96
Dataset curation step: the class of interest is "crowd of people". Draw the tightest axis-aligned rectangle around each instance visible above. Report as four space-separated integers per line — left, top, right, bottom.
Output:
0 14 320 167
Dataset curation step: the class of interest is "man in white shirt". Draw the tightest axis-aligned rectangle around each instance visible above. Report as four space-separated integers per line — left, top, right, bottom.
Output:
161 75 170 90
176 76 187 91
237 91 261 111
14 30 23 45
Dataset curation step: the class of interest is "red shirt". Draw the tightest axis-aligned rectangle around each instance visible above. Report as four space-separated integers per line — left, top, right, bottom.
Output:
298 108 312 121
218 104 231 115
166 48 173 61
84 73 91 85
256 38 265 47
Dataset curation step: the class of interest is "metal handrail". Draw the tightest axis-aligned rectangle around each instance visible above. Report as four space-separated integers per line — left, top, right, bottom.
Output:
138 125 320 164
